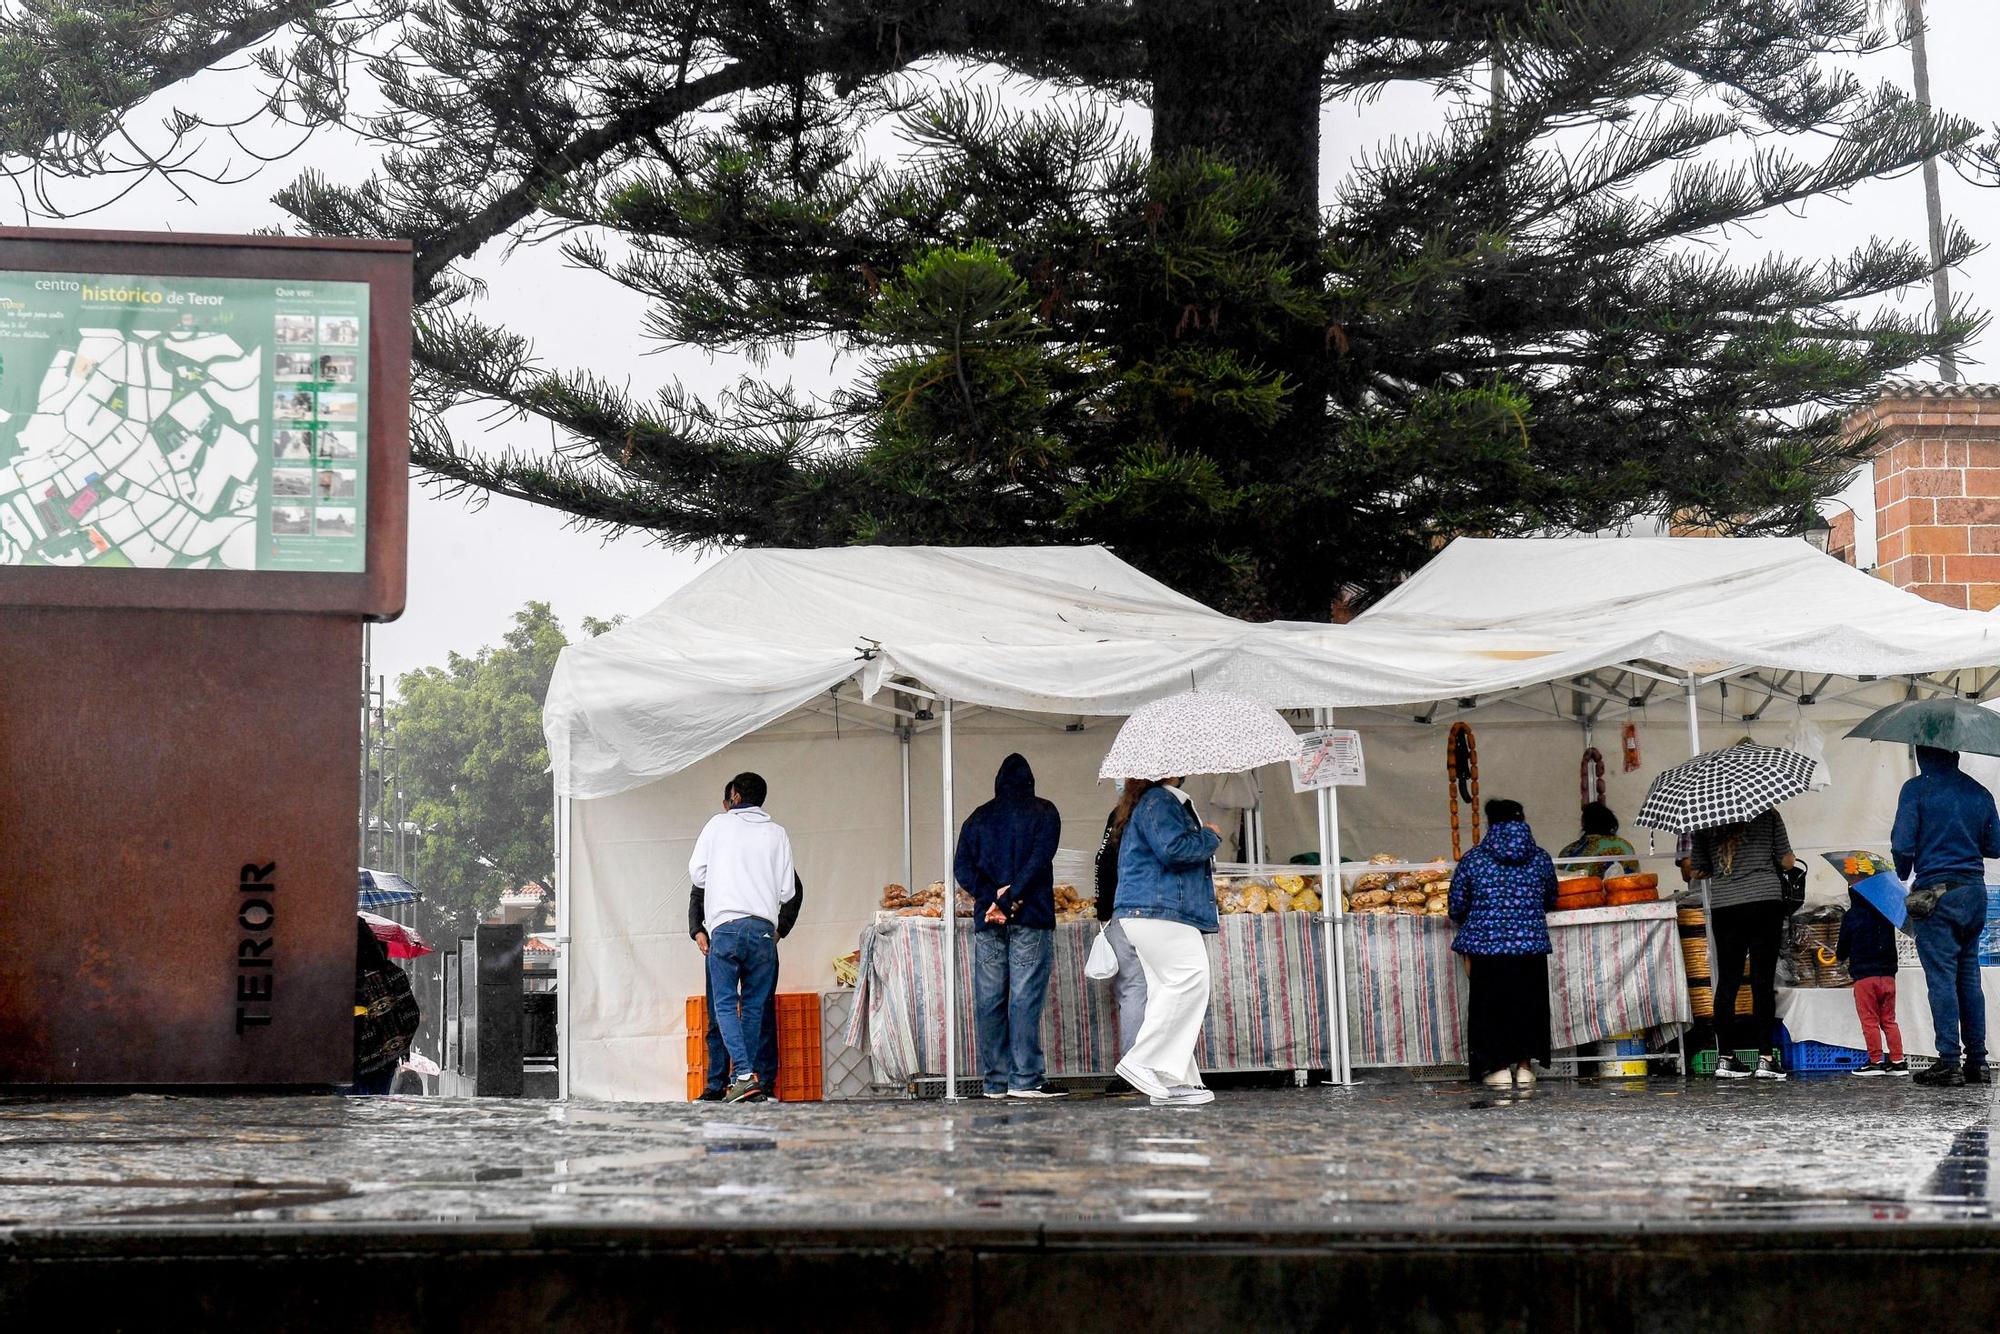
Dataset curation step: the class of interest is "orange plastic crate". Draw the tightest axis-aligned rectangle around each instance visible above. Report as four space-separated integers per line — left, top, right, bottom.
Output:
685 992 822 1101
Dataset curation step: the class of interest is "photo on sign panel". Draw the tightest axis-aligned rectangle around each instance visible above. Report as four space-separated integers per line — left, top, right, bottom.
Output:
314 429 356 460
275 314 316 345
314 506 356 538
318 315 361 347
275 351 317 381
272 429 311 461
272 468 313 498
271 505 312 535
274 390 315 421
315 468 356 500
316 391 359 422
317 353 357 384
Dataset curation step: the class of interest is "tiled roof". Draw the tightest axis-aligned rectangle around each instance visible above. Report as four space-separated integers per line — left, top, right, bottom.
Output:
1873 379 2000 399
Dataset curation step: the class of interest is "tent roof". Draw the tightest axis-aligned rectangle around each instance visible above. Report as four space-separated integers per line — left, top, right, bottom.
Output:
545 539 2000 799
1353 536 2000 681
544 546 1476 798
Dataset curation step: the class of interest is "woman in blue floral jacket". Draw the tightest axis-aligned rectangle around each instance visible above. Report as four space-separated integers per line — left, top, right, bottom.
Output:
1447 798 1558 1090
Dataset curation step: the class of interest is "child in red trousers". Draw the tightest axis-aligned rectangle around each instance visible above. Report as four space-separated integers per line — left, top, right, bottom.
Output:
1837 891 1908 1076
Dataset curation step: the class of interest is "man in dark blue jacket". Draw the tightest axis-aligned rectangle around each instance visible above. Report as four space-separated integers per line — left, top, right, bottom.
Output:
1891 746 2000 1087
954 753 1064 1099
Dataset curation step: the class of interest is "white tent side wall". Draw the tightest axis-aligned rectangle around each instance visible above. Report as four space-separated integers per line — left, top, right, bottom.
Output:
567 712 1131 1102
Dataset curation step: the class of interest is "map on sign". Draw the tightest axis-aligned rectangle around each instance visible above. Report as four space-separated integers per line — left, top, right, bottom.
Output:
0 270 368 572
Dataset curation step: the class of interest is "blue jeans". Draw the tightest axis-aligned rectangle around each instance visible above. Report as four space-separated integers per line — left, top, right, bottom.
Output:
974 925 1053 1092
706 917 779 1081
1914 882 1989 1067
703 964 779 1095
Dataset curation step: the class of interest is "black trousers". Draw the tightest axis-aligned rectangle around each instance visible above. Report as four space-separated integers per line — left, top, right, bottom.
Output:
1466 952 1551 1081
1712 899 1788 1056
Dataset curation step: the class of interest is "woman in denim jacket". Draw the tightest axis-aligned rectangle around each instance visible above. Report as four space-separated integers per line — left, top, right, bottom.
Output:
1111 777 1224 1107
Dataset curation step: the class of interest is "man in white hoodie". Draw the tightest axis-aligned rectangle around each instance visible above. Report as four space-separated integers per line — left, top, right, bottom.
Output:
688 772 797 1102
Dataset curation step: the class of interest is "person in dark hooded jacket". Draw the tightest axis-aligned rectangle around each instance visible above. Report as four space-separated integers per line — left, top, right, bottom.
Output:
1893 745 2000 1087
953 753 1065 1098
1447 799 1558 1090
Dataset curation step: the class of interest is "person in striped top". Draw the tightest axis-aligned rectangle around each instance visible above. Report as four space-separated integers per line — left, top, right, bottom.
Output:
1688 808 1796 1080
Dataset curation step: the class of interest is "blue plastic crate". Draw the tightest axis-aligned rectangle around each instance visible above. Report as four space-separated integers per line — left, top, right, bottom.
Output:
1777 1024 1871 1073
1981 886 2000 965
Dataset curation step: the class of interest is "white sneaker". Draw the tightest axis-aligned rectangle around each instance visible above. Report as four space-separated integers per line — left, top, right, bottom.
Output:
981 1090 1010 1099
1149 1084 1215 1107
1480 1069 1514 1089
1007 1084 1070 1099
1514 1063 1538 1087
1114 1060 1172 1100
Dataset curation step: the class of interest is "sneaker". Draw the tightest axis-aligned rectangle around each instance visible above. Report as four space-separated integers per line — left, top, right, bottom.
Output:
723 1074 761 1103
1114 1059 1172 1101
1149 1084 1215 1107
1713 1055 1752 1079
1913 1061 1965 1088
1850 1061 1887 1078
1885 1059 1911 1077
982 1089 1010 1100
1513 1063 1538 1087
1966 1064 1993 1086
1008 1084 1070 1099
1103 1076 1136 1096
696 1087 728 1102
1480 1068 1514 1089
1753 1054 1787 1081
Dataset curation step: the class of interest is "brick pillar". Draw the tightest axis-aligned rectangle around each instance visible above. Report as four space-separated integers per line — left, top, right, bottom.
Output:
1847 384 2000 610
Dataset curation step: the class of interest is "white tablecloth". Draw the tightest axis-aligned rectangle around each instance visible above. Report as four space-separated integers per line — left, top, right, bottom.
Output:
1776 965 2000 1058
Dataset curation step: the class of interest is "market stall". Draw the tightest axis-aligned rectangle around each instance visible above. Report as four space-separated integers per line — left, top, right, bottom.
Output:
1342 898 1689 1067
548 545 1435 1101
549 537 2000 1101
846 909 1330 1085
1777 968 2000 1060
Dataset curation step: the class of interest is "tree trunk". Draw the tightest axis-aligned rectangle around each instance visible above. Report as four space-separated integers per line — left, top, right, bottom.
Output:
1141 0 1327 437
1144 0 1324 226
1906 0 1956 382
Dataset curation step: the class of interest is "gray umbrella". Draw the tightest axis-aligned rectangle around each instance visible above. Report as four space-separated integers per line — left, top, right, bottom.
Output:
1846 697 2000 757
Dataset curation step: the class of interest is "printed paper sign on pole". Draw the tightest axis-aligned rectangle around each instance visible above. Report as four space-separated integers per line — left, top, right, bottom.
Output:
1292 728 1364 792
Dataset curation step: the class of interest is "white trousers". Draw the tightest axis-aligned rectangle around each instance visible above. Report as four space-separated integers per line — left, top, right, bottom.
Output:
1119 917 1211 1089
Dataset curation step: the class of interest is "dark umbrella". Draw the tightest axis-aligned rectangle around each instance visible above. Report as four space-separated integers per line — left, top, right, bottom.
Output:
1846 697 2000 757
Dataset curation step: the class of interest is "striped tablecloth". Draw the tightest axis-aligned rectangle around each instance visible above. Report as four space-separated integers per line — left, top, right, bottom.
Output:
1345 901 1690 1067
846 913 1332 1084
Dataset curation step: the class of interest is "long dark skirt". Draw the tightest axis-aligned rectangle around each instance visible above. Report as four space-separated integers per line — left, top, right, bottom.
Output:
1465 952 1552 1081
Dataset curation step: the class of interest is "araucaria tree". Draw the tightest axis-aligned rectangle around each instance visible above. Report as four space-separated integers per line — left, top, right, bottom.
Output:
5 2 1990 615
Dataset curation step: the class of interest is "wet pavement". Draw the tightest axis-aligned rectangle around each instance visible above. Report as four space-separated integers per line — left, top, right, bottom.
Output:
1 1075 1994 1232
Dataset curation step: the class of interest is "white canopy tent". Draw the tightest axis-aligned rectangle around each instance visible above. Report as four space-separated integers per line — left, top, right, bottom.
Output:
549 538 2000 1101
547 545 1434 1099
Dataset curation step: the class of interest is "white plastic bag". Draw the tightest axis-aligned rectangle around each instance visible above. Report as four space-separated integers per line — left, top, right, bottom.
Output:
1786 714 1833 791
1084 928 1119 980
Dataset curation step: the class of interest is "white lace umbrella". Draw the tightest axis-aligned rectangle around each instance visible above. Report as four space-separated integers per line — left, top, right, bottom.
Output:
1098 691 1302 781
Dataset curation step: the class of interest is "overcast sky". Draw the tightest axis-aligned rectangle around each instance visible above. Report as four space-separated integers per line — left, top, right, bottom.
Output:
14 9 2000 686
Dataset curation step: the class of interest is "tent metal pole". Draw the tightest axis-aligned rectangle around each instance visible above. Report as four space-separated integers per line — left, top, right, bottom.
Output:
1314 708 1351 1086
900 726 914 892
554 790 571 1102
940 698 960 1101
1685 675 1701 757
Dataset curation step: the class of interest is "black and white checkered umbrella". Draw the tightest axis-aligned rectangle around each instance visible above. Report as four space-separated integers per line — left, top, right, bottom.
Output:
1633 743 1819 834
